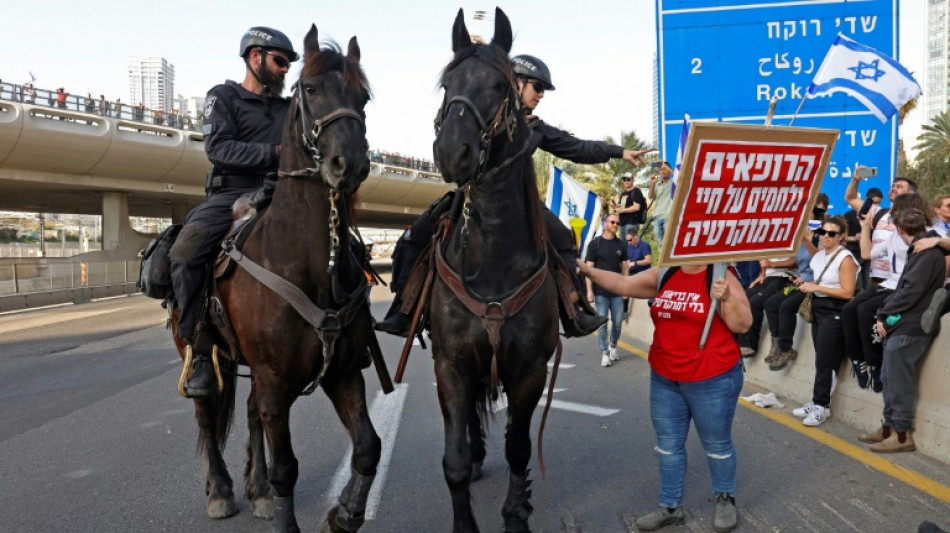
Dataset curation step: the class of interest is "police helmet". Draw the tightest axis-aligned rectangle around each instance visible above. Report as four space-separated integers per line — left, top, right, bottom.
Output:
510 54 555 91
239 27 299 62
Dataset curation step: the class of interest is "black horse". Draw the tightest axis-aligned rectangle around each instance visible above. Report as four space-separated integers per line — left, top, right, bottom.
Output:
171 25 385 533
428 8 561 533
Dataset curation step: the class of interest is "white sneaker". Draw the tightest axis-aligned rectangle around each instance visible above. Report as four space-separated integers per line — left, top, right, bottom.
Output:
608 345 619 361
792 402 819 418
601 354 612 367
803 406 831 427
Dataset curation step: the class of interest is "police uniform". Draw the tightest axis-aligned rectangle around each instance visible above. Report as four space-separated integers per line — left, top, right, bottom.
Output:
169 80 290 341
390 114 625 298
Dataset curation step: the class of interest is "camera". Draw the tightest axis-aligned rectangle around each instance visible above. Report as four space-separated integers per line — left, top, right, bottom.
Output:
854 166 878 180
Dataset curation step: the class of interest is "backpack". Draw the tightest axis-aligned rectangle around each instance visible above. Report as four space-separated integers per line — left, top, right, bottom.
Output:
138 224 182 300
656 266 715 295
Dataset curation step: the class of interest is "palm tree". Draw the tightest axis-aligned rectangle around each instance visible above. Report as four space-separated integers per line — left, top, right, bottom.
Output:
913 110 950 197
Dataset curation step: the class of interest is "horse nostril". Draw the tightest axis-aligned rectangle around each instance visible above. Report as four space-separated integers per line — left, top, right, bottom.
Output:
330 155 347 173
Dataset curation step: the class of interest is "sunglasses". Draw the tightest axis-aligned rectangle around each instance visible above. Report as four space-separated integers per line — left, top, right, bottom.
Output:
626 238 634 242
622 178 633 182
815 228 842 237
265 51 290 69
605 220 619 225
526 79 546 93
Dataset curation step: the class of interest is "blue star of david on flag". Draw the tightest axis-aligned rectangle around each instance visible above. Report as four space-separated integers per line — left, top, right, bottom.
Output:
564 198 579 218
545 165 602 258
848 59 885 82
807 34 921 123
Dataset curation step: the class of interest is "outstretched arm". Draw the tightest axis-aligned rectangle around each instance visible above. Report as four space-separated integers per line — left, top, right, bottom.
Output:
578 260 658 300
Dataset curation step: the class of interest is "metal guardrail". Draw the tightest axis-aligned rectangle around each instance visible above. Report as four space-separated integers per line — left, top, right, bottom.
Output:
0 259 141 312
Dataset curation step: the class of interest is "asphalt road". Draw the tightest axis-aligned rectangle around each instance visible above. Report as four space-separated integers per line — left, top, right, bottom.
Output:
1 293 948 532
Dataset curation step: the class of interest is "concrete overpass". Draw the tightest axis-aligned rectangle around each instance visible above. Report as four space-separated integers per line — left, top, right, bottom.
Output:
0 99 451 258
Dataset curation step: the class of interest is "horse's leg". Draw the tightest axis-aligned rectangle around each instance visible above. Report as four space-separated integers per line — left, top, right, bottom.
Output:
258 389 300 533
245 380 273 519
319 367 381 533
500 366 547 533
468 401 487 481
194 395 239 519
436 358 480 533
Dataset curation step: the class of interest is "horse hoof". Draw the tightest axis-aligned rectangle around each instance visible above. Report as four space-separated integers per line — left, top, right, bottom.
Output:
470 461 484 481
206 496 239 519
252 497 273 519
320 505 363 533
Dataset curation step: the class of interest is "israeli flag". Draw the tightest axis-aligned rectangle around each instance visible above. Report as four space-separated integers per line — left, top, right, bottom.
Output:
545 165 602 258
807 33 921 123
672 113 690 197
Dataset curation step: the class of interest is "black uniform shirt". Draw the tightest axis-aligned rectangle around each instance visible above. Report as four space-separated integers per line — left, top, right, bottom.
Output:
527 118 625 164
202 80 290 179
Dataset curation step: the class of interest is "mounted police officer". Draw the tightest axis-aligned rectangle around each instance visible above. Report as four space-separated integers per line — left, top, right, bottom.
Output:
169 26 298 397
376 54 649 338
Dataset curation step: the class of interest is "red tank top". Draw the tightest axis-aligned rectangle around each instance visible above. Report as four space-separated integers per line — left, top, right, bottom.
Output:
649 268 740 381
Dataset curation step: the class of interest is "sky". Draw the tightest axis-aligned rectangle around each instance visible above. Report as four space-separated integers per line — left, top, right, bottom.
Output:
2 0 928 161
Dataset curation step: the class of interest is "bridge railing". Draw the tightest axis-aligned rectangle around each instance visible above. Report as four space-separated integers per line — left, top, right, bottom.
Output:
0 259 140 312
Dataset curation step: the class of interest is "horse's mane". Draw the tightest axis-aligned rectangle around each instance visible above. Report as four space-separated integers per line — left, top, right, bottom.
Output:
302 40 372 100
441 43 547 253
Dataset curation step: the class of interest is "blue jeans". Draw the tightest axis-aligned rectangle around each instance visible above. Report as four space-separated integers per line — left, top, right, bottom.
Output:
594 294 625 353
653 217 668 252
649 362 743 507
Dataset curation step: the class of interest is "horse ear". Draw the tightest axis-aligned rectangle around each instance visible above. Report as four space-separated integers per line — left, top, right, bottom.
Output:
304 24 319 58
491 7 512 53
347 36 361 63
451 8 472 53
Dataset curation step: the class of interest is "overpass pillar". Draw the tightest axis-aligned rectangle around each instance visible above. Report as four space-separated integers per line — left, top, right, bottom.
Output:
101 192 130 252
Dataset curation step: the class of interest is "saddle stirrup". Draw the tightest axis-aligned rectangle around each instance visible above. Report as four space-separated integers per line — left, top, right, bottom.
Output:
177 345 225 398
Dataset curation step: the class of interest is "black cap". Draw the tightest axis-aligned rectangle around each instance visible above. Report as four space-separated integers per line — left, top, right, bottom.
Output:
510 54 555 90
239 27 299 62
866 187 884 200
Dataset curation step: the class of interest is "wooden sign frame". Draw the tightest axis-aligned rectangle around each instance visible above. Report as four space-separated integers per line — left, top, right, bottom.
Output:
659 122 839 266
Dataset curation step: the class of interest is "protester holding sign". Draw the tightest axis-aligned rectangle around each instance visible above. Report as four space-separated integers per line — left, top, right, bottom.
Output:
791 216 860 427
577 260 751 532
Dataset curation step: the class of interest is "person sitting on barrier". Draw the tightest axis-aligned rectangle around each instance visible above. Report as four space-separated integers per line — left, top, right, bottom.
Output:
375 53 650 338
736 255 797 358
762 235 816 371
169 26 297 397
791 216 860 428
857 208 946 453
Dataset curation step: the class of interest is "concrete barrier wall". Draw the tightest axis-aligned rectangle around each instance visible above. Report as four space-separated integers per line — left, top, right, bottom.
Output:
623 298 950 464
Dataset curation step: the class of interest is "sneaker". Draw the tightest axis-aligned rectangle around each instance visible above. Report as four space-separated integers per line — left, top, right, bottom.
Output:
764 340 780 364
768 348 797 371
869 431 916 453
921 287 947 335
869 366 883 393
634 506 685 531
601 354 612 367
850 360 870 389
608 345 620 361
739 346 756 358
714 492 738 532
792 402 820 418
803 405 831 427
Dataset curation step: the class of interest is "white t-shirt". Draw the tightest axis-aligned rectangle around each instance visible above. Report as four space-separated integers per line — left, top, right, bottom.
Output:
810 246 860 298
869 228 909 290
869 211 895 279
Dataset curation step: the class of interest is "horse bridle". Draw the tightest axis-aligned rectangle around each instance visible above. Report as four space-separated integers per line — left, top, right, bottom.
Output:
278 78 366 180
434 60 522 174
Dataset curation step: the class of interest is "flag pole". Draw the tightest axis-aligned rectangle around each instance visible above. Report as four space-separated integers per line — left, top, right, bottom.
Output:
698 263 728 350
788 95 807 127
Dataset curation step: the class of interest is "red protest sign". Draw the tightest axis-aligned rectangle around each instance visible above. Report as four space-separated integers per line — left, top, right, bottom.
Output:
660 122 838 266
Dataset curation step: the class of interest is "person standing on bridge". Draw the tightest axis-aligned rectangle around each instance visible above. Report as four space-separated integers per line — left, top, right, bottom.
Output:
375 53 650 339
169 26 297 397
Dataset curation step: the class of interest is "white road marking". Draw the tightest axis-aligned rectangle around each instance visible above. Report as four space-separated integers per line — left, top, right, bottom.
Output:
491 392 618 416
548 362 575 369
0 306 134 335
326 383 408 520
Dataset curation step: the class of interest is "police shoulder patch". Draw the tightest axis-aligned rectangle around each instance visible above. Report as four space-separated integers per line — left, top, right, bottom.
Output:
204 96 217 119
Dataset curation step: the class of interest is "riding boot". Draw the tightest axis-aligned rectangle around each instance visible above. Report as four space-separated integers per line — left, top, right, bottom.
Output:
186 352 218 397
375 296 411 338
558 251 607 338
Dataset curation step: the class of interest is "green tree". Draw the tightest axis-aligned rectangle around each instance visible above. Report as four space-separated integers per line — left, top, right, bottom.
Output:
913 110 950 198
